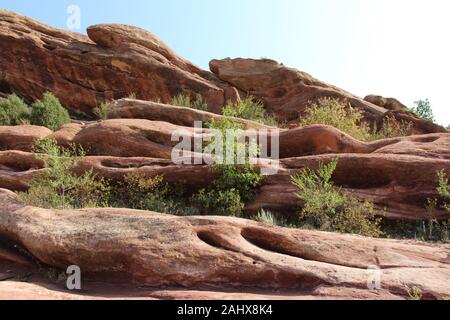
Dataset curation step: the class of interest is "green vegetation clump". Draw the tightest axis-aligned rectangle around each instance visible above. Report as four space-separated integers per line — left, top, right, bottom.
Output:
300 98 412 141
253 209 290 227
223 97 278 126
291 159 382 237
110 172 199 216
170 93 209 111
192 163 263 217
300 98 372 141
410 99 434 122
30 92 71 131
94 101 112 120
194 116 264 216
368 115 412 141
0 93 31 125
19 138 109 209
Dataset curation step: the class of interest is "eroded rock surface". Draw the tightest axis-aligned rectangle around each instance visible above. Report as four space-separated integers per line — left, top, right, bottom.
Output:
364 95 407 112
0 190 448 299
209 58 387 123
107 99 272 129
0 10 237 116
0 125 52 152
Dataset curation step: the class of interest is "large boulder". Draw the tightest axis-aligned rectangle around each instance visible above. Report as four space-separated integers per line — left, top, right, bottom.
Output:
0 10 237 116
210 58 444 135
0 125 52 151
209 58 387 123
0 190 449 299
70 119 200 158
364 95 407 112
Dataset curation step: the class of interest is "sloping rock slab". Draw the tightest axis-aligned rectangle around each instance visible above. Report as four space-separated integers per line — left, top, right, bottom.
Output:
0 190 449 299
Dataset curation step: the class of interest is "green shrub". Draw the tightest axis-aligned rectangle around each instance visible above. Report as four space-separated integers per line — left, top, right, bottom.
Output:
192 164 263 217
253 209 289 227
254 209 278 225
291 159 382 237
368 115 412 141
410 99 435 122
170 93 208 111
223 97 278 126
19 138 109 209
193 116 264 216
193 188 243 216
110 172 199 216
301 98 412 141
94 101 112 120
0 93 31 125
300 98 372 141
30 92 70 131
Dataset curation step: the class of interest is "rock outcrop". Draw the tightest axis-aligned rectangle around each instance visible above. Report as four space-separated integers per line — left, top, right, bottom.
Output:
0 190 449 300
209 58 387 123
1 10 449 301
107 99 272 129
364 95 408 112
0 125 52 152
0 10 237 116
3 128 450 221
209 58 443 134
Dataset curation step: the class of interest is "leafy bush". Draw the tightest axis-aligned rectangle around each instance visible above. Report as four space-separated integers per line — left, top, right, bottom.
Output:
291 159 382 237
301 98 412 141
410 99 434 122
19 138 110 209
368 116 412 141
30 92 71 131
253 209 290 227
193 188 243 216
170 93 208 111
94 101 112 120
300 98 372 141
110 172 199 216
223 97 278 126
0 93 31 125
193 116 264 216
192 163 263 216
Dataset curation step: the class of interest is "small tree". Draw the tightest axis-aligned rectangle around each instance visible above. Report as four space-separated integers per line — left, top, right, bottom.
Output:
30 92 71 131
411 99 435 122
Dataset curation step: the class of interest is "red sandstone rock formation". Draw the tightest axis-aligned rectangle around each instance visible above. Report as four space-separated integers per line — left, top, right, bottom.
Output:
0 10 238 116
0 189 448 300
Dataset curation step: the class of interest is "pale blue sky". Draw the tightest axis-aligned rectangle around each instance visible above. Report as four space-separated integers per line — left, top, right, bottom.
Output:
1 0 449 124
